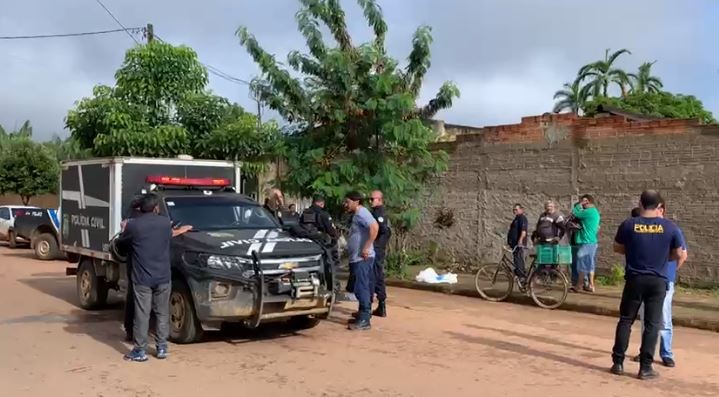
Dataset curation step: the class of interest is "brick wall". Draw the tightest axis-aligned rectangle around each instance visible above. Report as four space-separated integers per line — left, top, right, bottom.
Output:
415 113 719 284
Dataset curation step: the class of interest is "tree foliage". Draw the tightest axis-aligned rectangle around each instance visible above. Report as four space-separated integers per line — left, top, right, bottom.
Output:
66 41 281 169
628 61 663 94
584 92 715 124
553 76 591 114
554 50 711 123
238 0 458 236
578 48 632 97
0 137 59 205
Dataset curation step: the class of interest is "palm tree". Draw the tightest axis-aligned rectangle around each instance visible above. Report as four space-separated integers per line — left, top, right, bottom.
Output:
553 77 592 114
578 48 632 97
629 61 663 94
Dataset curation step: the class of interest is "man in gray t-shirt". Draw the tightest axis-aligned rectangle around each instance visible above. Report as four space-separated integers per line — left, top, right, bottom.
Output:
343 191 378 330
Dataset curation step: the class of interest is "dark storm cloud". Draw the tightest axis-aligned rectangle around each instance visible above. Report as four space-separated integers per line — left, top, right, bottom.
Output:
0 0 716 140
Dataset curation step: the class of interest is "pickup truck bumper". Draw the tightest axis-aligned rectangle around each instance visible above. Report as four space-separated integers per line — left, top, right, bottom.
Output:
187 275 332 330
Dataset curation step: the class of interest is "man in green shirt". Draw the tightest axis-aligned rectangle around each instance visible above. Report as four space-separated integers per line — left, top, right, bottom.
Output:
571 194 601 292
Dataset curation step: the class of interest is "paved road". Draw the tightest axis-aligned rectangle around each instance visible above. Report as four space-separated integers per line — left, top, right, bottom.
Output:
1 246 718 397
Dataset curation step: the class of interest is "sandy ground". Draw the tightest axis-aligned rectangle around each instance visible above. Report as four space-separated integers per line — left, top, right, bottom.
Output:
1 245 718 397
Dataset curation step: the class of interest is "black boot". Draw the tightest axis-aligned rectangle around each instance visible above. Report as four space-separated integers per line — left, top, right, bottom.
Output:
638 366 659 380
372 300 387 317
348 318 371 331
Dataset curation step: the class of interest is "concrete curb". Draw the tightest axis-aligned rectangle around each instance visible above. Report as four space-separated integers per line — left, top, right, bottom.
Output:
337 272 719 333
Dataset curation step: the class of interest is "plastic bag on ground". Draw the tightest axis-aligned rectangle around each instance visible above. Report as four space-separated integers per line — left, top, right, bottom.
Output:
415 267 458 284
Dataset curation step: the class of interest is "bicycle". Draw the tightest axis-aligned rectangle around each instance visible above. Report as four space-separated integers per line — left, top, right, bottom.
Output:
474 245 569 309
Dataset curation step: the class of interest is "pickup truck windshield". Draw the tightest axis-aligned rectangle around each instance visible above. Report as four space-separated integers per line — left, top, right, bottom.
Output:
165 196 279 231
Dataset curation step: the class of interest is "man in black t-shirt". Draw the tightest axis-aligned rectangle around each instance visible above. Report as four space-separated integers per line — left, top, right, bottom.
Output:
507 203 529 281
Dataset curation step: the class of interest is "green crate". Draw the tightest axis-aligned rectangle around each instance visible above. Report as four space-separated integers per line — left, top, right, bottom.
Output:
557 246 572 265
536 245 572 265
536 245 556 264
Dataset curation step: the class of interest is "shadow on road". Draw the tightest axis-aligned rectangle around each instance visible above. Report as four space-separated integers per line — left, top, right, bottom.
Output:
446 330 609 373
1 249 39 260
464 324 607 356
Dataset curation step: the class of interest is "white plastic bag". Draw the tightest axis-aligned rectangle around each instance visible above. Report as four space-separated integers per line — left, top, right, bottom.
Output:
415 267 458 284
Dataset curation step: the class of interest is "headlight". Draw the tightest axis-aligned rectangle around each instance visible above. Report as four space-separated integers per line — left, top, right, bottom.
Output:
198 254 250 271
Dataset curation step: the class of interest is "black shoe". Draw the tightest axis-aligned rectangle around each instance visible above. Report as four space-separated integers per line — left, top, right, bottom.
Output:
372 301 387 317
610 363 624 376
632 355 640 363
638 367 659 380
348 319 371 331
662 357 675 368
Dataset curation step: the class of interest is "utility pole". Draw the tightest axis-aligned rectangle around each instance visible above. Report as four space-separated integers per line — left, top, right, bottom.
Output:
145 23 154 43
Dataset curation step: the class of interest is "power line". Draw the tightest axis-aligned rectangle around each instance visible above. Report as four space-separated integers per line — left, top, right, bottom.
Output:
94 0 140 44
0 27 143 40
154 34 252 86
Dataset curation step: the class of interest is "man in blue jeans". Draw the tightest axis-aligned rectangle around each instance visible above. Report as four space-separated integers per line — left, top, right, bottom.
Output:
633 201 687 368
343 191 378 331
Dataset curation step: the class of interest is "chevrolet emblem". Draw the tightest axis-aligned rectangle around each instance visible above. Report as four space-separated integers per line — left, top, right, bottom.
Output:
278 262 299 270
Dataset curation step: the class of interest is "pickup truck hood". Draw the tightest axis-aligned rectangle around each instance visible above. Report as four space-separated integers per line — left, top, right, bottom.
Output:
179 228 322 258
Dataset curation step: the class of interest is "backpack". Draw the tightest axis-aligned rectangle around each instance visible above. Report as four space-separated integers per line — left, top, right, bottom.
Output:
563 214 583 245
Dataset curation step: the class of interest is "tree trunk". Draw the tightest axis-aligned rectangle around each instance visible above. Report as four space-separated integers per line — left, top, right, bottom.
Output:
21 195 31 205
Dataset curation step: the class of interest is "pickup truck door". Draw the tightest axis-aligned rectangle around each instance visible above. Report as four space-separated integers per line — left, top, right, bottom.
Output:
0 207 11 238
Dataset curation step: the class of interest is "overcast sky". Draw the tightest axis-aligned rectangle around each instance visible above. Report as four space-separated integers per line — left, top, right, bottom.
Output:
1 0 717 140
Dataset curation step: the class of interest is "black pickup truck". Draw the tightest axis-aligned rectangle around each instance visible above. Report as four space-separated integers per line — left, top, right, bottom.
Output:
13 208 62 260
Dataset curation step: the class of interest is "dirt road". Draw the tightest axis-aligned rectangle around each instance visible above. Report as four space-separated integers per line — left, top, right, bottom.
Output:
1 246 718 397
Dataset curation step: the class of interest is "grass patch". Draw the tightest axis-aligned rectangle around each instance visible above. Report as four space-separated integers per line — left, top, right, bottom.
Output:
595 264 625 286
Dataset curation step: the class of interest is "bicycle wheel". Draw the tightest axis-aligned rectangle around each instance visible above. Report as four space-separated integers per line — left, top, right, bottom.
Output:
528 266 568 309
475 264 514 302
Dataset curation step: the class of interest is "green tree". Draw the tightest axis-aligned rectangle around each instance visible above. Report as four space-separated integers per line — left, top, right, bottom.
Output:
66 41 281 166
578 48 632 97
584 92 715 124
553 76 592 114
628 61 663 94
0 138 59 205
42 134 91 162
238 0 459 246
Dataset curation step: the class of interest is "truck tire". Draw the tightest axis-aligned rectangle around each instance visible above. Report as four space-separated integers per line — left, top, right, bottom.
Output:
169 280 203 344
33 233 59 261
77 259 109 310
288 315 321 330
8 230 18 249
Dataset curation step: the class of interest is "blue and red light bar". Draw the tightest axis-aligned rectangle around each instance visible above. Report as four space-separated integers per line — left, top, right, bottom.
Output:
146 175 231 187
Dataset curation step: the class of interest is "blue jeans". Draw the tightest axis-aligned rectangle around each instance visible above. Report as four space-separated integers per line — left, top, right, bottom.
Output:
571 244 594 286
350 258 375 322
638 281 674 359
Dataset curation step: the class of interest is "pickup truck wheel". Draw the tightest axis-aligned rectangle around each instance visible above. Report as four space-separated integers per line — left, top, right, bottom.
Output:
34 233 59 261
8 230 18 249
169 281 203 344
288 315 321 330
77 259 109 310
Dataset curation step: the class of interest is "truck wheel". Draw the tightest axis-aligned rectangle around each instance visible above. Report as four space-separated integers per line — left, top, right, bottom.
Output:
34 233 59 261
8 230 18 249
169 280 203 344
77 259 109 310
288 315 321 330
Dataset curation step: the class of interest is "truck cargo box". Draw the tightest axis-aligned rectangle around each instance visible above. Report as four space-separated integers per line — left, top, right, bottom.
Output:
60 157 241 260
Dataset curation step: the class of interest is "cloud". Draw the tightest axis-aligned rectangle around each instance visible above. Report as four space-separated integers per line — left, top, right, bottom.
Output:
0 0 716 140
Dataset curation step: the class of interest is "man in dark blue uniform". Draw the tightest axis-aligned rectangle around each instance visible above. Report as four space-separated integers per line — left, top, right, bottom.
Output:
610 190 684 380
369 190 391 317
116 193 192 362
300 195 340 293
